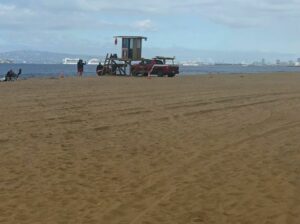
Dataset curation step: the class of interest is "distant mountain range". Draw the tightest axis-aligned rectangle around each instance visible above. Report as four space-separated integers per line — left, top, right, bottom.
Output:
0 49 298 64
0 50 104 64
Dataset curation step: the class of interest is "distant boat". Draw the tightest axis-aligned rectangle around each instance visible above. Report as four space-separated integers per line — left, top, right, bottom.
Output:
87 58 101 65
63 58 79 65
181 62 200 66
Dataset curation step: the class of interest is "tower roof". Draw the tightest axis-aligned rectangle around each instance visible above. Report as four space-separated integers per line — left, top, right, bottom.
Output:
114 36 147 40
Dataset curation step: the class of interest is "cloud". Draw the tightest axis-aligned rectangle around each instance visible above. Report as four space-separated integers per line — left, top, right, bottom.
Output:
0 0 300 30
0 1 158 31
0 0 300 55
133 19 156 31
0 3 15 14
0 3 36 30
177 0 300 28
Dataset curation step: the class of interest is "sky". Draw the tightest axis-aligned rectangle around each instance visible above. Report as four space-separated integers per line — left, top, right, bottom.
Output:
0 0 300 62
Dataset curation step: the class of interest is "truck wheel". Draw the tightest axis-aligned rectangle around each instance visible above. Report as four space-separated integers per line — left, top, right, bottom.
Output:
157 71 164 77
168 73 175 77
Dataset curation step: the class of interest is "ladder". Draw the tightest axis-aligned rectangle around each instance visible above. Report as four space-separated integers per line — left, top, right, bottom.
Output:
101 53 129 76
101 53 111 76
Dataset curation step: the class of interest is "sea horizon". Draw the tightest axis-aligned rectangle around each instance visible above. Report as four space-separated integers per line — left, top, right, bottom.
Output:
1 63 300 79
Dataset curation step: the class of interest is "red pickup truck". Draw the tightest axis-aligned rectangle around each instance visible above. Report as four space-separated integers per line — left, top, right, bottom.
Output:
131 57 179 77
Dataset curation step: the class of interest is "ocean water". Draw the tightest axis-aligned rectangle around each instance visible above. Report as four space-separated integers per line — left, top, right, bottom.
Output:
1 64 300 78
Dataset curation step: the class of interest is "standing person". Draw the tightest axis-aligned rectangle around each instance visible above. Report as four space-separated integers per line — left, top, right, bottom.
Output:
77 59 86 77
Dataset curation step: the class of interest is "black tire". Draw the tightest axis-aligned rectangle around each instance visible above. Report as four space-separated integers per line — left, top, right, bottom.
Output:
157 71 164 77
168 73 175 77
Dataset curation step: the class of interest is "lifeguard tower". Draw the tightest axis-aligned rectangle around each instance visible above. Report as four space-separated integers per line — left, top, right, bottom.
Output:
101 36 147 76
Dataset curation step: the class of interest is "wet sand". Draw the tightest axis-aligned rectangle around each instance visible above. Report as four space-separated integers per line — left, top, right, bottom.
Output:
0 74 300 223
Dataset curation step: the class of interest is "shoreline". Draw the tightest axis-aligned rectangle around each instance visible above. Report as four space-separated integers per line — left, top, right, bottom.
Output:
1 71 300 81
1 63 300 79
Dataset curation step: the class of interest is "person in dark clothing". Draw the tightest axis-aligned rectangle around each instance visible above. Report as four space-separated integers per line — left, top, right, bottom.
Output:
4 69 21 81
96 62 104 76
5 70 14 81
77 59 86 77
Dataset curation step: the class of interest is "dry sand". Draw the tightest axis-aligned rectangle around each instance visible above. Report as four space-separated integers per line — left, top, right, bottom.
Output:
0 74 300 224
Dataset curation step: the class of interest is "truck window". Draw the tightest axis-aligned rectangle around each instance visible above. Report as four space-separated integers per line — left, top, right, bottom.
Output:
155 60 164 64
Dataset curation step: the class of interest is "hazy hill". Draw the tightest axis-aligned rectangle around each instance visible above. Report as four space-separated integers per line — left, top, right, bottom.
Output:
0 50 104 64
0 49 298 64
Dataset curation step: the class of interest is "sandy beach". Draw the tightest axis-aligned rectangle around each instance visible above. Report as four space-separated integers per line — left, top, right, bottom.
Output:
0 73 300 224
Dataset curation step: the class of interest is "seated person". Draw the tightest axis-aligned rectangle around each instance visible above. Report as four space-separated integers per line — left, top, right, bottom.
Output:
5 68 22 81
5 70 14 81
96 63 104 76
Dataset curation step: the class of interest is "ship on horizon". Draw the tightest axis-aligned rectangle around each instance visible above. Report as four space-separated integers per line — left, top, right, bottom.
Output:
87 58 101 65
181 61 201 66
63 58 102 65
62 58 79 65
